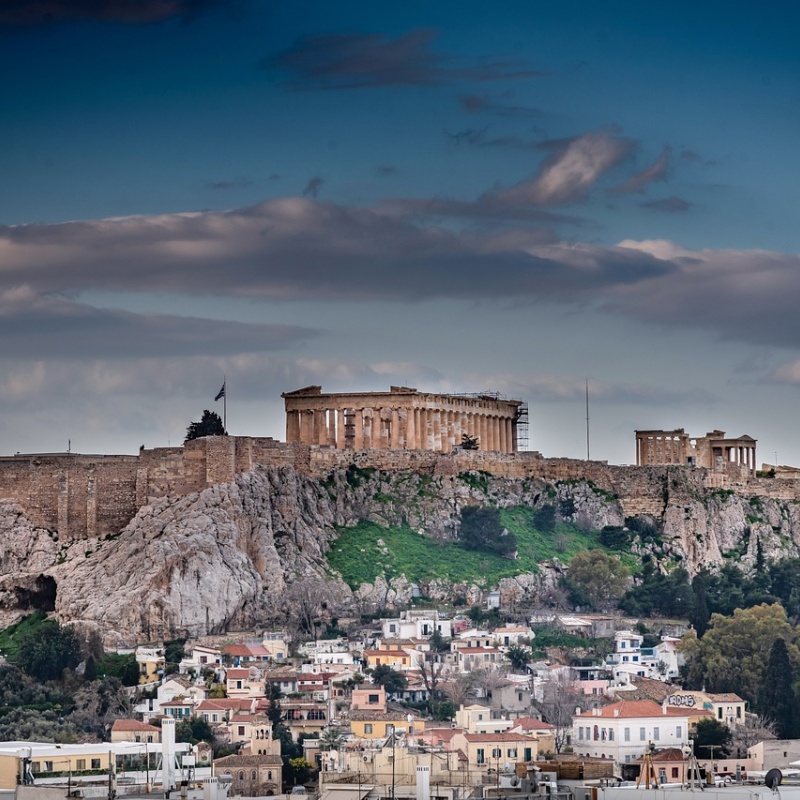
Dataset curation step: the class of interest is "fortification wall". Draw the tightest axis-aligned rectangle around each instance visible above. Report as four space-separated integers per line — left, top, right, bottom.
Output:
1 436 799 539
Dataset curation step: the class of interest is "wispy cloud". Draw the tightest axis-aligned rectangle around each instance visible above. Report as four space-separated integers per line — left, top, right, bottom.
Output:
484 129 635 207
613 148 670 194
0 198 668 303
264 29 543 90
0 0 228 25
0 286 317 359
5 198 800 349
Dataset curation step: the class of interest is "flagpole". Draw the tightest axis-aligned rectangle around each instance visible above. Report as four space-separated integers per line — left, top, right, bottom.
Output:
223 374 227 433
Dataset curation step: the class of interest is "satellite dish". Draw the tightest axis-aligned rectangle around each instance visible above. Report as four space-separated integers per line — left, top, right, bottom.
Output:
766 769 783 790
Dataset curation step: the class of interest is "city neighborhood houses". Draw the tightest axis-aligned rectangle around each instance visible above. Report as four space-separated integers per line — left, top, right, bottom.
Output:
18 609 780 797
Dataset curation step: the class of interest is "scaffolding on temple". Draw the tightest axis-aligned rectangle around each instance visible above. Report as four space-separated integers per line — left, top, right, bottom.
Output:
466 391 529 452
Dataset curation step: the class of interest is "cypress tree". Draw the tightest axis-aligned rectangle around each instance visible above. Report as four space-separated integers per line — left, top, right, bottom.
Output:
760 638 795 738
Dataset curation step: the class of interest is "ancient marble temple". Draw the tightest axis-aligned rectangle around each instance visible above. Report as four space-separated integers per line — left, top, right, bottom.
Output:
635 428 757 473
282 386 524 453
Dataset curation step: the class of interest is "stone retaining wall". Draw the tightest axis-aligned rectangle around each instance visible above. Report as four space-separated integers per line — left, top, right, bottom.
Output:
1 437 798 539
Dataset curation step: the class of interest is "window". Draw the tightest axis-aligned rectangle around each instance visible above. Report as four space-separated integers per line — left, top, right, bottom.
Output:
524 748 532 762
609 729 614 741
76 760 86 771
251 770 257 780
654 727 660 741
625 756 631 764
639 728 646 741
672 768 679 779
676 726 682 739
239 771 245 781
364 724 373 734
369 694 379 704
507 749 517 759
594 725 599 741
147 735 153 743
578 728 584 741
44 762 53 773
31 763 40 773
718 708 723 719
659 769 667 783
492 749 501 759
268 772 273 781
238 726 246 736
91 759 101 770
477 749 485 765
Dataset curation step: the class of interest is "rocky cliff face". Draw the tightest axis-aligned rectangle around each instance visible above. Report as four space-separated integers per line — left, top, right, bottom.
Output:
0 464 798 645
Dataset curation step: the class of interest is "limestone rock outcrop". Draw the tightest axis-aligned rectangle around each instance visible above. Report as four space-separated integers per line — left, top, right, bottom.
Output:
0 462 799 644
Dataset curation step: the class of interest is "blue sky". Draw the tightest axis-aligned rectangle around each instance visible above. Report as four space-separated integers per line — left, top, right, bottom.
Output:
1 0 799 465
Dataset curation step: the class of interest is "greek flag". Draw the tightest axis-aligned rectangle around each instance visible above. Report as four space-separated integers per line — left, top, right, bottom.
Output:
214 382 226 401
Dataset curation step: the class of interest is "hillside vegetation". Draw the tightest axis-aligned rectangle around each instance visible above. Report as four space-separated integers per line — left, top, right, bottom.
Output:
326 505 634 589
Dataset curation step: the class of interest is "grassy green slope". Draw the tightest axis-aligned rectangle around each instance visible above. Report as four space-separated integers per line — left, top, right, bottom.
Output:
327 506 631 589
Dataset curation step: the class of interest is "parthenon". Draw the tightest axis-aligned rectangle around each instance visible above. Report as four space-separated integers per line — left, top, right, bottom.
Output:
635 428 757 473
282 386 525 453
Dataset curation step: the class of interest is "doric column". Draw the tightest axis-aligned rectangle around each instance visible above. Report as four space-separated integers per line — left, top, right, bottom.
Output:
354 409 364 450
404 407 414 449
499 417 508 453
336 409 347 449
363 409 373 449
432 410 442 451
325 410 336 447
299 410 312 443
479 414 487 450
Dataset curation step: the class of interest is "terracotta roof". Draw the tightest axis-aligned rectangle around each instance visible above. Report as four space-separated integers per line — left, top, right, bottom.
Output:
510 717 555 732
198 699 254 711
576 700 687 719
462 732 536 742
617 676 672 703
364 649 410 658
112 719 161 733
707 692 744 703
636 748 687 763
226 668 252 679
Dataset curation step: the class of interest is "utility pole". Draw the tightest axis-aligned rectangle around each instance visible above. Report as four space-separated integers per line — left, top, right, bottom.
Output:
585 379 590 461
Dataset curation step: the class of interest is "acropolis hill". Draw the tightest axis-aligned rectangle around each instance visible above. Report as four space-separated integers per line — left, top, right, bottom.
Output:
0 382 789 541
0 386 798 645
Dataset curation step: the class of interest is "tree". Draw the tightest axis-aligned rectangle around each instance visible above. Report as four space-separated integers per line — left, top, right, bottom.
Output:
506 645 532 673
319 726 345 751
461 433 479 450
694 603 800 704
693 718 731 760
371 665 407 696
536 673 581 754
176 716 214 745
760 638 796 738
164 638 186 673
563 550 629 611
533 505 556 533
459 506 516 557
690 573 711 637
15 620 82 682
185 410 226 442
98 652 140 686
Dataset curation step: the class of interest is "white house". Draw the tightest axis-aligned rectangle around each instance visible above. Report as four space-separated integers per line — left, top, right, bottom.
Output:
572 699 708 765
380 610 452 640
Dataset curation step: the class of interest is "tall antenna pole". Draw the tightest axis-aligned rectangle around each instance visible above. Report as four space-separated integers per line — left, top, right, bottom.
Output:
585 379 590 461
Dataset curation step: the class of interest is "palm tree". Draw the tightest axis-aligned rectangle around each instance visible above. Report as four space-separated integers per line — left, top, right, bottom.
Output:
505 645 532 673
